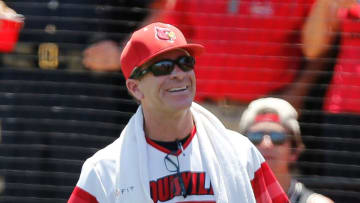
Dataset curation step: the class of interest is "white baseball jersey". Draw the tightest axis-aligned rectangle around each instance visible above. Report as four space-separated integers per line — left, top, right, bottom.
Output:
145 127 216 203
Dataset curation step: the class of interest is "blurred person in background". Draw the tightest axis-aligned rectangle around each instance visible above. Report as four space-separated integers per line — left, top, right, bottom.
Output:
302 0 360 178
82 0 165 72
85 0 321 131
1 0 155 71
239 97 334 203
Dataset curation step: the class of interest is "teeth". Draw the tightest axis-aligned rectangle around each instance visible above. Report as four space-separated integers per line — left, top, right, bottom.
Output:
168 86 187 92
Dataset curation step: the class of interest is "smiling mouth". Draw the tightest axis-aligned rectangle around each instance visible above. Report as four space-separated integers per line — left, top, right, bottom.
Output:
168 86 188 92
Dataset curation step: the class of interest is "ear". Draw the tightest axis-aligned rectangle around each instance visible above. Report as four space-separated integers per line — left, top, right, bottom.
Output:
126 79 144 100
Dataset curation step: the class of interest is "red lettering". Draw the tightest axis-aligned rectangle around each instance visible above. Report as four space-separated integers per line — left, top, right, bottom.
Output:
149 181 158 203
172 176 182 197
169 175 175 199
209 183 214 195
158 177 170 202
182 172 192 192
191 173 198 195
149 172 214 202
198 173 208 195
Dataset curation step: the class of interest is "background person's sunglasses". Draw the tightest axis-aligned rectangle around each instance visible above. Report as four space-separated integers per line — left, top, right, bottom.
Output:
130 55 195 79
246 131 289 145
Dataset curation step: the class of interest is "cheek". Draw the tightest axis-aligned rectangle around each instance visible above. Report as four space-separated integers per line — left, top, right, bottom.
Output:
188 72 196 93
278 145 292 159
156 79 166 95
140 78 162 96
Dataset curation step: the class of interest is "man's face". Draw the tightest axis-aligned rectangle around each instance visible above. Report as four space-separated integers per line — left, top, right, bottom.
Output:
247 122 293 175
129 49 196 114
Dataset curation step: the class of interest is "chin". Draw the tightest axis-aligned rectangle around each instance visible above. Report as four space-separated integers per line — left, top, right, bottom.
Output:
169 98 193 111
174 100 193 110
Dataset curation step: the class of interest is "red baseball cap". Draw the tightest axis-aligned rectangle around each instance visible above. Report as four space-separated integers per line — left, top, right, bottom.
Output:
120 22 205 79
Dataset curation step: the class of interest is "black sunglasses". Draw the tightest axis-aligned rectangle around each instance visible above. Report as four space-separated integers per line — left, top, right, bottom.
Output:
130 55 195 79
247 131 289 145
164 152 187 198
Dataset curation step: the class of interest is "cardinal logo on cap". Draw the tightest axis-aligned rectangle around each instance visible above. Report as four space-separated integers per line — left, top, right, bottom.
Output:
155 26 176 42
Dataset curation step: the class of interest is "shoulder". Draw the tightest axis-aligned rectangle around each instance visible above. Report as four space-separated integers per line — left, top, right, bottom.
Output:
306 193 334 203
224 129 251 143
78 137 123 184
223 129 265 171
83 137 122 172
75 138 122 198
224 129 259 153
296 181 334 203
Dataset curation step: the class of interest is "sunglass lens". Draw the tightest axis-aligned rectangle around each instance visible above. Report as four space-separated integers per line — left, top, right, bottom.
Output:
270 132 287 145
151 61 175 76
164 154 179 172
146 55 195 77
247 131 288 145
178 56 195 71
247 132 264 144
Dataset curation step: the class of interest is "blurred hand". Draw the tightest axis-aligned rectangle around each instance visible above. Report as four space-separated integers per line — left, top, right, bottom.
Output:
334 0 360 18
0 0 23 21
0 1 16 16
333 0 357 8
329 0 357 13
83 40 122 72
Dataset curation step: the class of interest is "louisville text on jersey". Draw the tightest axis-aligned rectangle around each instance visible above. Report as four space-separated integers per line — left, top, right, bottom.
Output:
150 171 214 203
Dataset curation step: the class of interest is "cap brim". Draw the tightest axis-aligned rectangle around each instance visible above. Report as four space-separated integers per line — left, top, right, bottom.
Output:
137 43 205 68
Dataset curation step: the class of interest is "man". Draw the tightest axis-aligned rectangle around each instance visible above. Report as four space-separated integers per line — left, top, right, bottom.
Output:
68 22 289 203
239 97 334 203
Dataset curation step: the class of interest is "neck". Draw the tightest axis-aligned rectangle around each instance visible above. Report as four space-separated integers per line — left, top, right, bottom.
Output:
142 106 194 142
274 172 292 194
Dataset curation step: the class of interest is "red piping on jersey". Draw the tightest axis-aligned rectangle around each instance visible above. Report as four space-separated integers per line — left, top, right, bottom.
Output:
145 124 197 155
68 186 99 203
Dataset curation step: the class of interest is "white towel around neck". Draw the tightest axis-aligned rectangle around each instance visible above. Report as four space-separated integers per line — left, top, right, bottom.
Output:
113 102 256 203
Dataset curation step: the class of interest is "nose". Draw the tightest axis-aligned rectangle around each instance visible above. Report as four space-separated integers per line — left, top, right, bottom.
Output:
170 65 186 79
258 135 274 149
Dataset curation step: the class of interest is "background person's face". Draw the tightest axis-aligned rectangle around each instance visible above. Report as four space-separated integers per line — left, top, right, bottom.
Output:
137 49 196 114
247 122 293 175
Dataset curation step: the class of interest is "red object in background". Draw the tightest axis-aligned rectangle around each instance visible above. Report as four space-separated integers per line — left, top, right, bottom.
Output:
0 18 23 52
338 4 360 19
348 4 360 18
